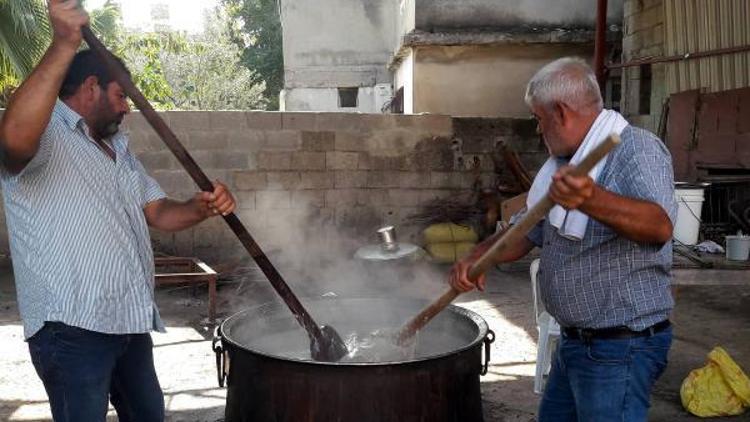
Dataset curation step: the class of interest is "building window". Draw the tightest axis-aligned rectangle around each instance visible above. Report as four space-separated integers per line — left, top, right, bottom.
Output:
639 64 652 115
338 87 359 108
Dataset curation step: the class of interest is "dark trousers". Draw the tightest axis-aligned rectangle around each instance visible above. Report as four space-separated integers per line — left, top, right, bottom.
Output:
28 322 164 422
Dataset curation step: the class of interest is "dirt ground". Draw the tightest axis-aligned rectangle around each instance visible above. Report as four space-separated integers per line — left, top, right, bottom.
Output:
0 258 748 421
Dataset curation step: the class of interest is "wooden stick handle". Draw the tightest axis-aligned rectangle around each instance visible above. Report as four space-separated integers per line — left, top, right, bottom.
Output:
396 134 622 344
80 27 327 343
396 287 461 344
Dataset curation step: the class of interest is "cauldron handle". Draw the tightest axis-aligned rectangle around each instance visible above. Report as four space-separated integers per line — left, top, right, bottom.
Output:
212 327 227 387
480 329 495 376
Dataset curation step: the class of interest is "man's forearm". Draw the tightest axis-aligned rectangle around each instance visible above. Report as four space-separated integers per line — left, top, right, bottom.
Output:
580 186 673 244
0 43 77 170
145 199 208 232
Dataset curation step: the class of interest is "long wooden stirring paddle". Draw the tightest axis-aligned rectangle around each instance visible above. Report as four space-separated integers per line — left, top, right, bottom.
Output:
80 26 348 362
395 134 622 345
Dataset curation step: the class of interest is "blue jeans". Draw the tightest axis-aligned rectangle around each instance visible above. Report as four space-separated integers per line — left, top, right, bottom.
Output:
28 322 164 422
538 326 672 422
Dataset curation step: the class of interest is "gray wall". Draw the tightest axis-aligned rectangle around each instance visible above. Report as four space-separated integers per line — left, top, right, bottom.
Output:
281 0 396 89
415 0 624 31
280 0 624 114
0 111 544 265
412 43 594 117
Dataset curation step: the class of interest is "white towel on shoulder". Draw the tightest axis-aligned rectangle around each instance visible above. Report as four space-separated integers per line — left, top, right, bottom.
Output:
526 109 629 240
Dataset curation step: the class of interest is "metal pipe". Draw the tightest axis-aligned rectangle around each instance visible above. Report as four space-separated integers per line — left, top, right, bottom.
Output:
608 44 750 69
594 0 608 88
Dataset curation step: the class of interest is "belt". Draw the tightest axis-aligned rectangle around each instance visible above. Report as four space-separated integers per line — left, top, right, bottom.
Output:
562 320 671 341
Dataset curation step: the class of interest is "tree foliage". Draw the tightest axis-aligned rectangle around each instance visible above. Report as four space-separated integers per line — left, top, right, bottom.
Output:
87 1 182 109
0 0 49 84
0 0 49 103
0 1 266 110
0 0 172 106
161 10 266 110
119 32 187 109
222 0 283 110
90 3 266 110
0 0 127 104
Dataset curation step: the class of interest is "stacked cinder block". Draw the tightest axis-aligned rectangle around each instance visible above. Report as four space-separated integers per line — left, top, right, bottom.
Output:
104 111 545 263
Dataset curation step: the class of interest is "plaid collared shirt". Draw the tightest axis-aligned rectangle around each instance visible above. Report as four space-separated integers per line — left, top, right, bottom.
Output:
527 125 677 330
1 101 167 339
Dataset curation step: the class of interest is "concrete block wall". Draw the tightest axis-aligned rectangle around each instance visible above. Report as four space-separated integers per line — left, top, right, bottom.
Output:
0 110 545 265
621 0 666 133
134 111 546 263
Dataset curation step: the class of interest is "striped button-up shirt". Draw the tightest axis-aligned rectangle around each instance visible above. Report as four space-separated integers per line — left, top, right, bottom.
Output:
528 125 677 331
1 101 167 339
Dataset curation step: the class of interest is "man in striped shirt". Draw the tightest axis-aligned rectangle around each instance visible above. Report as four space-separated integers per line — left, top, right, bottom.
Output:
450 58 676 421
0 2 236 421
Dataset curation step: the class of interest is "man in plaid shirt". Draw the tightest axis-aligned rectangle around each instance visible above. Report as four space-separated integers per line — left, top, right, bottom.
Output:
450 58 676 421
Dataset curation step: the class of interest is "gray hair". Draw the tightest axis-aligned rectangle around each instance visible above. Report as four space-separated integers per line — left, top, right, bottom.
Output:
524 57 603 113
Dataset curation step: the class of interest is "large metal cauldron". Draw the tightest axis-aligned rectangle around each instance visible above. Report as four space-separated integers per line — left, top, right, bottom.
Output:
213 298 494 422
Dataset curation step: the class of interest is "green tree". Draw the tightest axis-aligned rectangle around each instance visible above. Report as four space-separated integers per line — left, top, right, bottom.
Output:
89 0 124 49
92 4 265 110
118 32 187 109
0 0 50 102
222 0 283 110
161 9 266 110
0 1 264 110
88 1 182 109
0 0 173 107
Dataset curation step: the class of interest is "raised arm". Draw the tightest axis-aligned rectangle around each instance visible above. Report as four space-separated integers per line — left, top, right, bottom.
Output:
0 0 89 173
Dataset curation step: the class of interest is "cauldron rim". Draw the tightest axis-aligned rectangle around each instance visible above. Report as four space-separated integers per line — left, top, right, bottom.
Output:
219 297 489 366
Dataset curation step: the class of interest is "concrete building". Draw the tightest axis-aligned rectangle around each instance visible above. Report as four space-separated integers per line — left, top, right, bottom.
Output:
280 0 624 117
392 0 623 117
279 0 397 113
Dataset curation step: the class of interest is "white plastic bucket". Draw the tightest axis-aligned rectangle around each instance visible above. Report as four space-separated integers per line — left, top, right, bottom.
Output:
673 187 705 245
726 235 750 261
